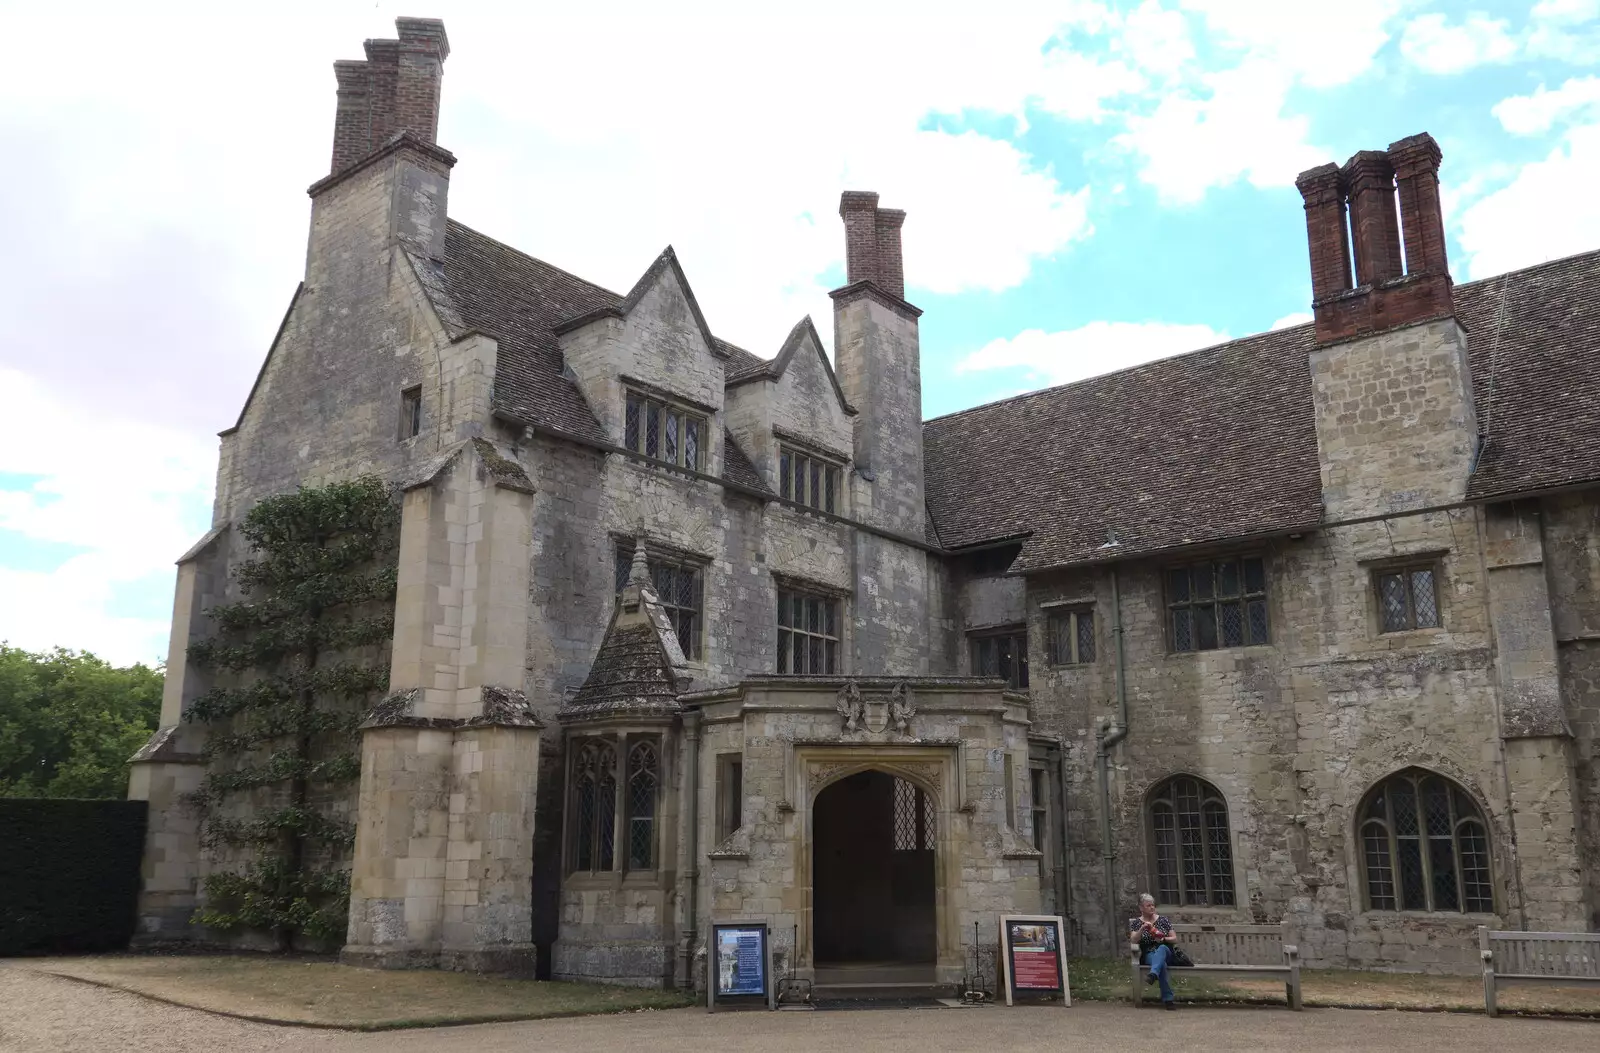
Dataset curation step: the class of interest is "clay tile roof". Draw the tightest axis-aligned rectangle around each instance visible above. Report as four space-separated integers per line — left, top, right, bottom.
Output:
923 249 1600 571
419 221 776 494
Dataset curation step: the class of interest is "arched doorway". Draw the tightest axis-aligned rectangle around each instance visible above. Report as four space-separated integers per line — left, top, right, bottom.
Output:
812 769 936 976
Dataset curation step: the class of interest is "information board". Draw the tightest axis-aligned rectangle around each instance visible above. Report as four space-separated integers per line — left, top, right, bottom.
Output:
707 920 774 1011
998 914 1071 1007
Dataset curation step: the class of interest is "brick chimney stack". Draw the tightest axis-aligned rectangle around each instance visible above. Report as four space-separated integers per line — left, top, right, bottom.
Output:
1295 132 1453 345
839 190 907 301
329 17 450 175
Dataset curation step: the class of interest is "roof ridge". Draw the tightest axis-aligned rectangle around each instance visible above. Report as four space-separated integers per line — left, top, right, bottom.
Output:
923 247 1600 429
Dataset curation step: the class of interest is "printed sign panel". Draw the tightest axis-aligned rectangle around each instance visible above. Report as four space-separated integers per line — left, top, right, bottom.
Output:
998 913 1072 1007
713 923 768 998
1007 920 1062 990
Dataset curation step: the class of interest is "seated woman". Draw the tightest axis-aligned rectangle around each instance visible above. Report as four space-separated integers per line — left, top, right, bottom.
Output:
1130 893 1178 1009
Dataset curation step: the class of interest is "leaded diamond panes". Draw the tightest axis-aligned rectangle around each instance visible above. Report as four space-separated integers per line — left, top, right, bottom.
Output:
894 777 917 850
625 394 641 451
628 742 658 870
1146 776 1234 907
569 740 617 874
778 445 843 513
1046 608 1095 665
776 587 840 674
1360 769 1495 914
1411 569 1439 628
1377 563 1443 633
1168 558 1268 652
1220 603 1244 647
623 390 705 469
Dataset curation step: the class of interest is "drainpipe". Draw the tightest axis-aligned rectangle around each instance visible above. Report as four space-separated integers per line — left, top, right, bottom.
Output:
1096 564 1130 954
679 709 702 990
1055 734 1072 942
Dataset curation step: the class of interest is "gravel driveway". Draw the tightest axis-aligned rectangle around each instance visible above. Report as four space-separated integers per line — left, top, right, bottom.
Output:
5 963 1597 1053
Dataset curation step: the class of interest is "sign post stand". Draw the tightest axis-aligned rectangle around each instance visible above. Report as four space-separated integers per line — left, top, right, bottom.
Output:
998 914 1071 1007
706 920 775 1012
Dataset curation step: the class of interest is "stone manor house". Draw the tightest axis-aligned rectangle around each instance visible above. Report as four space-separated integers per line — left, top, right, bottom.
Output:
130 18 1600 986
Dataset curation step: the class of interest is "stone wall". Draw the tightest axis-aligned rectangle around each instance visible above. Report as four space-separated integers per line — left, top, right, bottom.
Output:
688 679 1041 989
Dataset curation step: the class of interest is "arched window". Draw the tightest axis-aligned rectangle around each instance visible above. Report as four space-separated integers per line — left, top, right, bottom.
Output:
1360 769 1493 913
571 740 617 873
1147 776 1235 906
627 741 659 870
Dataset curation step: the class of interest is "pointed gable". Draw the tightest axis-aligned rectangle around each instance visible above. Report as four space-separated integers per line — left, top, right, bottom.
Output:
563 546 693 720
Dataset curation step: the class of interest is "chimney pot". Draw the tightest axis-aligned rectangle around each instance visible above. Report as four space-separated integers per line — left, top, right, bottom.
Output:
875 208 906 300
1340 150 1403 287
840 190 882 288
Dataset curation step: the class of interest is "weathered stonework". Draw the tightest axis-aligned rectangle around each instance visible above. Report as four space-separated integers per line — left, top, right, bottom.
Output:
133 24 1600 985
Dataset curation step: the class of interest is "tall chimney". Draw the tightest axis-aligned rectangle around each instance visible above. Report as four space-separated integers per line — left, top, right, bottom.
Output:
840 191 882 287
1295 132 1453 345
1389 133 1448 277
326 18 450 176
831 191 922 536
1342 151 1402 287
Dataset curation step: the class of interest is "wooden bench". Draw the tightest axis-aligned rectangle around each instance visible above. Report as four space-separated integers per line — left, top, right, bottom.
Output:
1129 922 1302 1010
1479 926 1600 1017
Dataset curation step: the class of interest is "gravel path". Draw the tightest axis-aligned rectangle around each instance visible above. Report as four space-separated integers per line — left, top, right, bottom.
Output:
4 962 1598 1053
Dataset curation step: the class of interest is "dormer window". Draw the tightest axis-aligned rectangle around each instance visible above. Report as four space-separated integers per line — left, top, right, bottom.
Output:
778 445 840 514
625 390 705 471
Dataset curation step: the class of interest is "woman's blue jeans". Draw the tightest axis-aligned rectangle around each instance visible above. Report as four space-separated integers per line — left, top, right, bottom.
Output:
1146 944 1175 1003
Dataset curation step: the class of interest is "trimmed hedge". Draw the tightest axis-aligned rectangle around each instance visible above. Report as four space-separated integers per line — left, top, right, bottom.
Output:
0 799 147 955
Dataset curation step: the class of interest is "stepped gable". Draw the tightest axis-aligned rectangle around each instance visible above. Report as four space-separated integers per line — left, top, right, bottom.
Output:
923 249 1600 572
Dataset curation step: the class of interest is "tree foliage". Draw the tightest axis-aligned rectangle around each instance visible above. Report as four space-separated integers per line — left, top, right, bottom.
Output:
187 475 399 949
0 646 163 799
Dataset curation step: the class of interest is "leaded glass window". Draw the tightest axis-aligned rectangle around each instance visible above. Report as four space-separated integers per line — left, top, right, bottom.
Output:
1148 775 1235 906
570 739 617 874
615 544 703 660
1360 769 1493 913
1376 564 1442 633
627 741 659 870
971 627 1029 689
624 390 706 470
1167 557 1269 652
893 777 935 851
1046 608 1095 665
776 587 840 674
778 444 841 514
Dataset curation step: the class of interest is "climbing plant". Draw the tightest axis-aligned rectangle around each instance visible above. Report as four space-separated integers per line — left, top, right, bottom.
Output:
186 475 400 949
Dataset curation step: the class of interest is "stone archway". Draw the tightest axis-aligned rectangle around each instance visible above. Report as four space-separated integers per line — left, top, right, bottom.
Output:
811 769 937 973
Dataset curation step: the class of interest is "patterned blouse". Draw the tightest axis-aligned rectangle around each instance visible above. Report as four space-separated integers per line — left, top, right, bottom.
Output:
1129 913 1174 956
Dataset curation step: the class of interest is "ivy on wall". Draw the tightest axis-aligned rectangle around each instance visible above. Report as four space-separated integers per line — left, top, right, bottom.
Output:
186 476 399 949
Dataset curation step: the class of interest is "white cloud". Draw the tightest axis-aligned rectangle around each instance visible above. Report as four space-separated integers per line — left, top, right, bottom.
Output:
1457 123 1600 278
0 369 215 666
1094 0 1404 202
1528 0 1600 62
1116 61 1324 205
1271 312 1314 330
1493 76 1600 135
955 320 1229 388
1400 13 1518 74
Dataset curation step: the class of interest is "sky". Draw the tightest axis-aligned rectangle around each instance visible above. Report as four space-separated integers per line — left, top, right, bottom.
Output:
1 0 1597 667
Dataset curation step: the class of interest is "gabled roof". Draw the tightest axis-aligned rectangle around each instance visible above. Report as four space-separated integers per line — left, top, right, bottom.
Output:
414 223 774 499
924 249 1600 571
725 316 856 414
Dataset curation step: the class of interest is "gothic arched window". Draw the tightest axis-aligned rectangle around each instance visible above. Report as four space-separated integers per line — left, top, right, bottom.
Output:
627 741 660 870
1147 775 1235 906
1360 769 1493 913
571 740 617 873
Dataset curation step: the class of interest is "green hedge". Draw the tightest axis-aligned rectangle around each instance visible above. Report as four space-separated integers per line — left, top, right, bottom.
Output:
0 799 147 955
